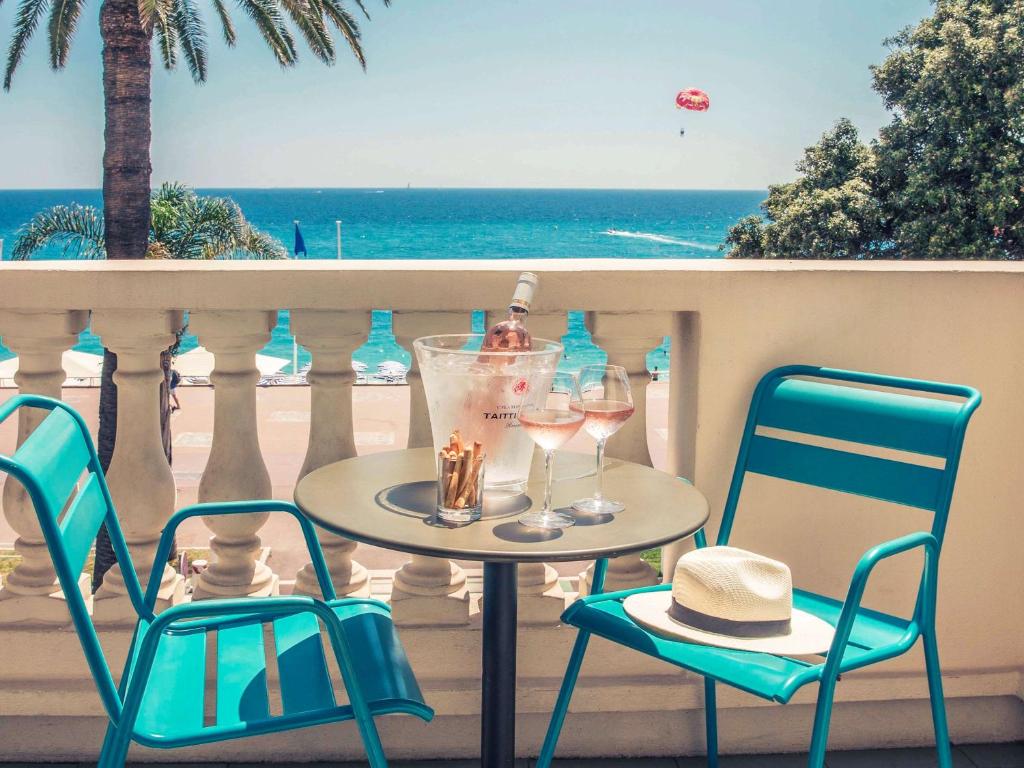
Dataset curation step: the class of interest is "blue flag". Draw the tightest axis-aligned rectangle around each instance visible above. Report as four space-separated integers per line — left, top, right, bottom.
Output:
293 222 307 256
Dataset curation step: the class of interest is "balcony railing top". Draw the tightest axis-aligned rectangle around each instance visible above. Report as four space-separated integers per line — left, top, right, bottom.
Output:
1 258 1021 312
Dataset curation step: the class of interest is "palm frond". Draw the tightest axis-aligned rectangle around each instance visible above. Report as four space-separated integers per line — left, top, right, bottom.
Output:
320 0 363 69
3 0 51 90
137 0 172 32
171 0 208 82
165 193 244 259
12 204 106 260
211 0 236 46
232 226 289 259
349 0 369 20
280 0 334 64
234 0 297 65
154 17 178 70
47 0 84 68
153 181 192 206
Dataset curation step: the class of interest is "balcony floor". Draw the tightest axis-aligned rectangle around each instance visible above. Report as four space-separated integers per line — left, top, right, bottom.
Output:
6 743 1020 768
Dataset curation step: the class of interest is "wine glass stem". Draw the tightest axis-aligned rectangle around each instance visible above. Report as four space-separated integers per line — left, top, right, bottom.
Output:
543 449 555 515
594 438 606 501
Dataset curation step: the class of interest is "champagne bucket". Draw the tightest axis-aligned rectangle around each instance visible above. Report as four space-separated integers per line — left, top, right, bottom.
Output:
414 334 562 495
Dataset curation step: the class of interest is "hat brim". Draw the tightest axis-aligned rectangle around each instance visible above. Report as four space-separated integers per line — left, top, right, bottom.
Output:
622 591 835 656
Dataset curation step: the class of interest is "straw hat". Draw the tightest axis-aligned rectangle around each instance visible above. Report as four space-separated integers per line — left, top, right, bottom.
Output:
623 546 835 655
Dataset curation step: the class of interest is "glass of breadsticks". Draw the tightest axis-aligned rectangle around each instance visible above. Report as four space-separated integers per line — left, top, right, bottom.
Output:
436 430 486 523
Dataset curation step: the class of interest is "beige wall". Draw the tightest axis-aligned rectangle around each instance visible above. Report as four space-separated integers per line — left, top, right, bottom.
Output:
0 259 1021 759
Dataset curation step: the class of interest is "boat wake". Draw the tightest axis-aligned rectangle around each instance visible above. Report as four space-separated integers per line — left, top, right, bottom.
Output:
603 229 718 251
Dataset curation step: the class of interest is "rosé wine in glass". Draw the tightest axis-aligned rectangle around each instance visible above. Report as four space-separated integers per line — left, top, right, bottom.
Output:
517 372 584 530
572 365 634 516
519 408 584 451
571 399 635 441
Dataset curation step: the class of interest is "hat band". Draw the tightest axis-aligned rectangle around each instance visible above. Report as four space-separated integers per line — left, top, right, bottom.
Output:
669 601 792 638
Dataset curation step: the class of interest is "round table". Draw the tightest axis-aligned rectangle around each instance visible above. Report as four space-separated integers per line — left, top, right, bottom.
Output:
294 447 709 768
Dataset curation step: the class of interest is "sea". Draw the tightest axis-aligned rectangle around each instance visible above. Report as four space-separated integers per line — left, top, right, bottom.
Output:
0 189 764 375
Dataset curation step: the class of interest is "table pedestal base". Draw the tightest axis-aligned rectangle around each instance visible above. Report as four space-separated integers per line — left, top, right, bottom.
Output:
482 561 518 768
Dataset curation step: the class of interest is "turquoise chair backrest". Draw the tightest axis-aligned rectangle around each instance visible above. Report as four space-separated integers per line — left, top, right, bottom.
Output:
0 395 145 725
718 366 981 549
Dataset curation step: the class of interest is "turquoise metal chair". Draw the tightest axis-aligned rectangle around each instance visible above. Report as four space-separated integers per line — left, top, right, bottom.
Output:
538 366 980 768
0 394 432 768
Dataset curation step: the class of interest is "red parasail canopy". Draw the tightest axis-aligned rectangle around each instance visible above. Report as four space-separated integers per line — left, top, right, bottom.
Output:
676 88 710 112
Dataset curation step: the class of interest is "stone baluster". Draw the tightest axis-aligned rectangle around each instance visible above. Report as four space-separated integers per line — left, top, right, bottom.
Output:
290 310 371 598
662 311 701 579
389 311 471 625
92 310 186 620
579 311 671 595
492 310 569 624
0 310 90 623
190 311 279 600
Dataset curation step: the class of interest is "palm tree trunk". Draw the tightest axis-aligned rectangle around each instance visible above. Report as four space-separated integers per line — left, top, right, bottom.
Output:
92 0 159 591
100 0 151 263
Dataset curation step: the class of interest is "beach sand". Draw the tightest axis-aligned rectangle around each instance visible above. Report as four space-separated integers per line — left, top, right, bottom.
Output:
0 382 670 582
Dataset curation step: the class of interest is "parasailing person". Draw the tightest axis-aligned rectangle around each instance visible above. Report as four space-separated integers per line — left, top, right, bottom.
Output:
676 86 710 137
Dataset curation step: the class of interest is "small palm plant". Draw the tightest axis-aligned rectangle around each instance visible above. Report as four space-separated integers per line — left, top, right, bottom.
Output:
12 183 287 261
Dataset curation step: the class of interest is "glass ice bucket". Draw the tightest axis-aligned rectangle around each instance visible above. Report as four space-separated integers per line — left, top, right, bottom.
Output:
414 334 562 496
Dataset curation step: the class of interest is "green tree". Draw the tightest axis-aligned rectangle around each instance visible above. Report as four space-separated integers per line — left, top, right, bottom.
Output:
724 119 885 259
872 0 1024 259
727 0 1024 260
12 183 288 261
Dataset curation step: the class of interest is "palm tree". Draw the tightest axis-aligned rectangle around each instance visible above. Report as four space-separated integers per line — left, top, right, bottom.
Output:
13 182 289 587
4 0 381 267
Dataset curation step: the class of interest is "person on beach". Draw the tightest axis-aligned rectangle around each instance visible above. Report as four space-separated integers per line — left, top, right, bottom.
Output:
169 366 182 411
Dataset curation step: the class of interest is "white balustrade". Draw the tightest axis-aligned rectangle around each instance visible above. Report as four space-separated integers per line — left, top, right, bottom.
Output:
389 311 471 625
290 309 371 598
579 311 670 595
190 310 279 600
91 310 185 620
0 310 90 623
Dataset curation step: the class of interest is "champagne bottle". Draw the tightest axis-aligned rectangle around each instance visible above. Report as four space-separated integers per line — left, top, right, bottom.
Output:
481 272 537 352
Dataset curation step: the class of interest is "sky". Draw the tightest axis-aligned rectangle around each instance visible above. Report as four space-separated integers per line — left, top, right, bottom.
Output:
0 0 932 190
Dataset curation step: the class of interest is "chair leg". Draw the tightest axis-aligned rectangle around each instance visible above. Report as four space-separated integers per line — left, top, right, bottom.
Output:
352 709 389 768
923 630 954 768
536 629 593 768
807 675 838 768
97 723 131 768
704 677 719 768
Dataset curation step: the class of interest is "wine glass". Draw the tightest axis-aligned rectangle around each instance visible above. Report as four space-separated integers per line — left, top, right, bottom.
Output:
572 364 635 515
517 372 585 529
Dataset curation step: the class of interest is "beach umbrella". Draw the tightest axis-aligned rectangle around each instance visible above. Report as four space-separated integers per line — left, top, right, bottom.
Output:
62 350 105 378
175 346 289 377
0 350 103 381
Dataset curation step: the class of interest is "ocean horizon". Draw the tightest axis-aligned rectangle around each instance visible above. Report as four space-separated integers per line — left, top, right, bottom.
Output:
0 188 765 373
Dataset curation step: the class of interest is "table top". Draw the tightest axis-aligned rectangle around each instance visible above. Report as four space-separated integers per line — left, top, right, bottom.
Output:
294 447 709 564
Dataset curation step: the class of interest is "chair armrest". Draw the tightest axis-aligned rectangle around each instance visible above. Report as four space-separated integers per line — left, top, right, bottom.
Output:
825 531 939 670
146 500 336 610
578 582 671 606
